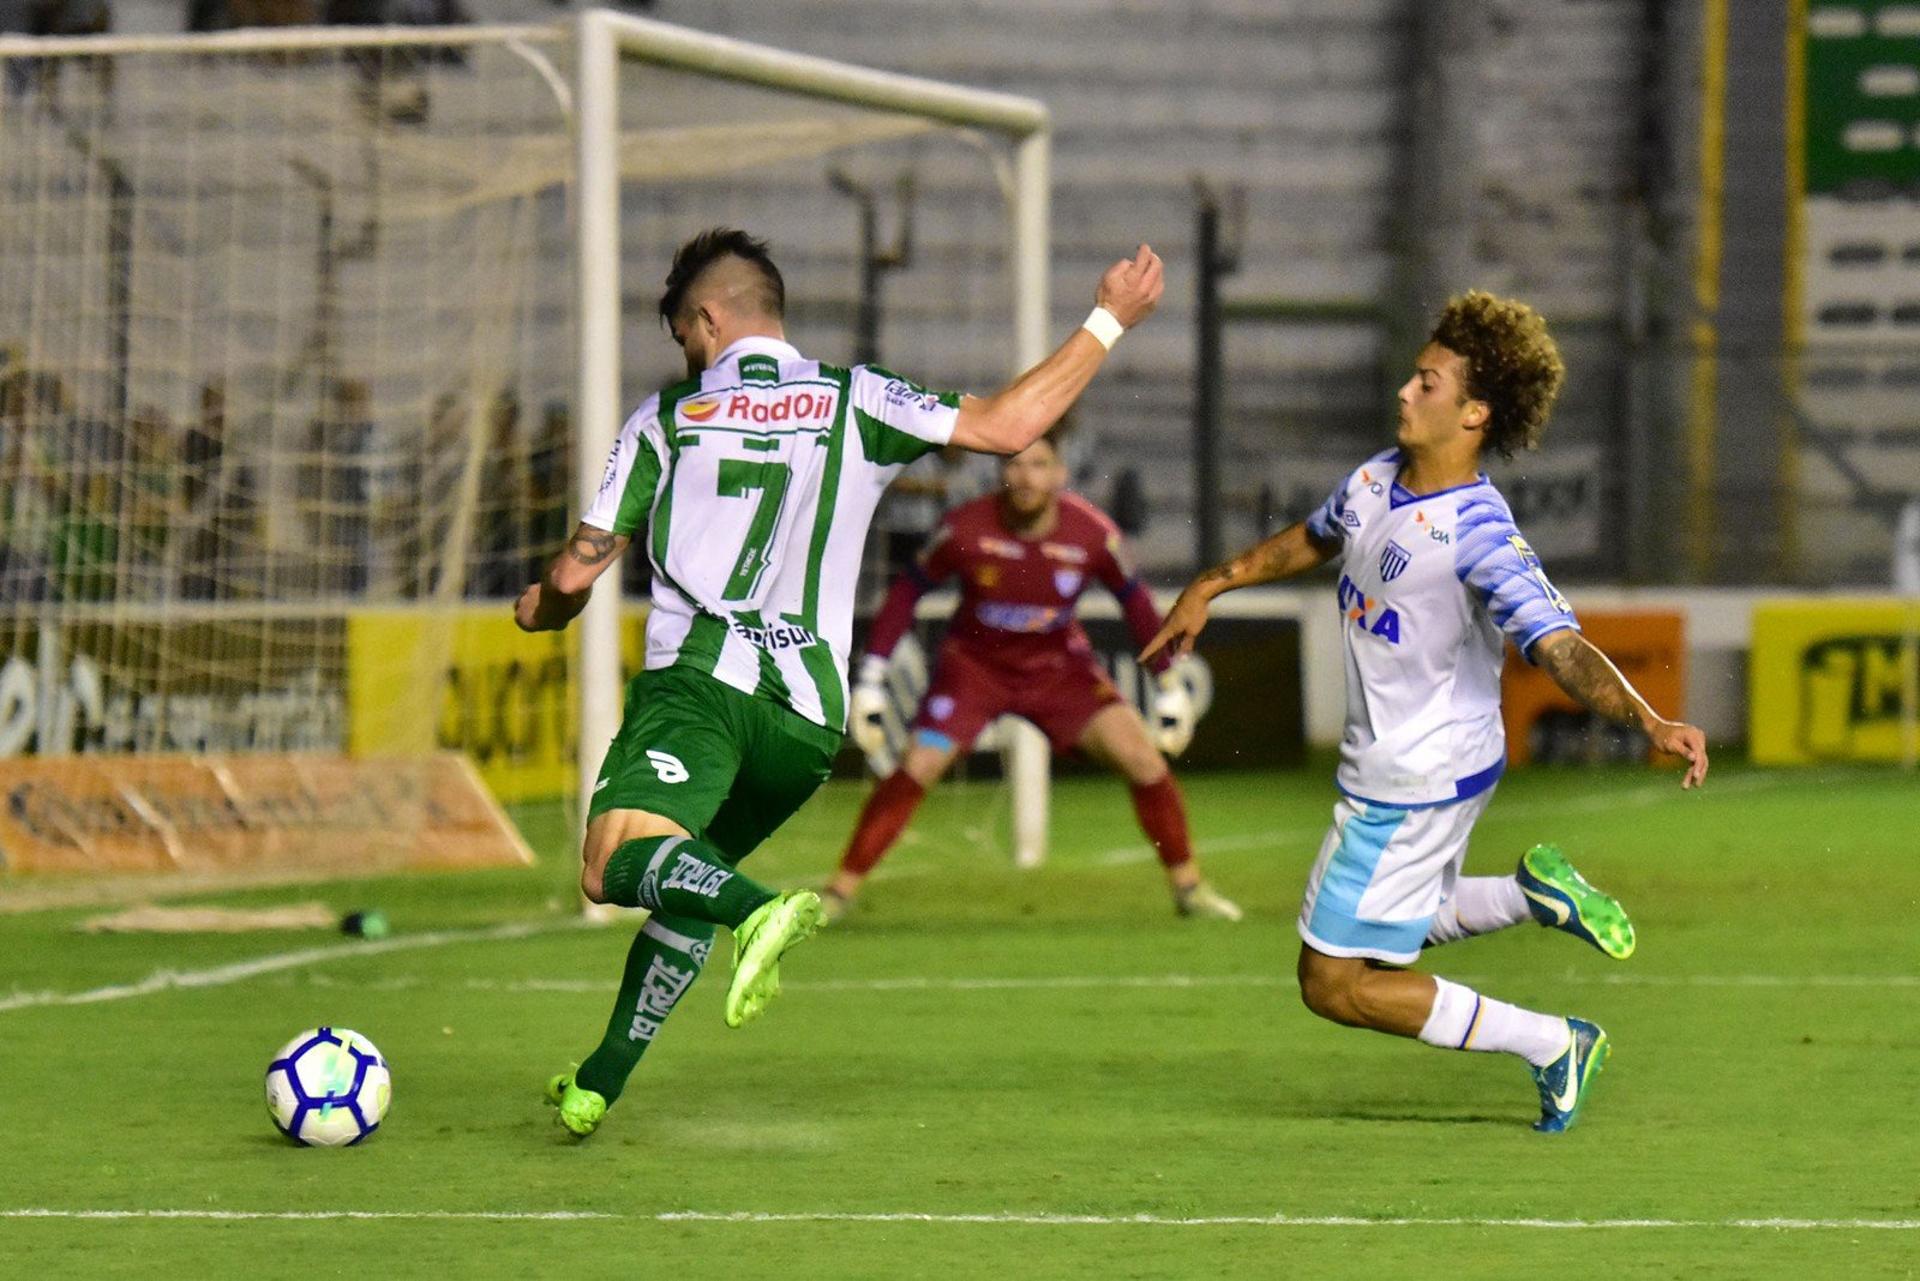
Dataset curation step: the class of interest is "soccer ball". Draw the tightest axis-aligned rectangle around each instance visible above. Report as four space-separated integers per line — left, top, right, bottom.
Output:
264 1027 391 1147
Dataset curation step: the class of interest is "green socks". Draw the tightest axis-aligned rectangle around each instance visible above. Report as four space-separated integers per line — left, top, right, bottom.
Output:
600 835 778 929
577 837 778 1105
574 913 716 1103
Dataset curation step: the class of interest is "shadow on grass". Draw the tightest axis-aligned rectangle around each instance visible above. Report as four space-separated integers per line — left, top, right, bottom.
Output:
1310 1107 1518 1127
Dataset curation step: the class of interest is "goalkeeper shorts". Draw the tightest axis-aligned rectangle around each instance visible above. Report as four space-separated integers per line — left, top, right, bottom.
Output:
911 641 1122 755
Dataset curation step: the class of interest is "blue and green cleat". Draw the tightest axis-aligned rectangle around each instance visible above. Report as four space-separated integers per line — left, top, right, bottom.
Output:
724 889 826 1029
1517 843 1636 960
544 1071 607 1138
1529 1017 1610 1133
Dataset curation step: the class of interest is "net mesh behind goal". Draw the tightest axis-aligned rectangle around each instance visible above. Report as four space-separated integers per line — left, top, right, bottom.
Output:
0 25 1024 847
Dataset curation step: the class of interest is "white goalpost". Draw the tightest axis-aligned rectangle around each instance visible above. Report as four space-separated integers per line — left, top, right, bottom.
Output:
0 10 1058 882
571 10 1056 867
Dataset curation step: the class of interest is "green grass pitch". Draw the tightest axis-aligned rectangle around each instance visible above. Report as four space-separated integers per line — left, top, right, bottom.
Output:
1 759 1916 1278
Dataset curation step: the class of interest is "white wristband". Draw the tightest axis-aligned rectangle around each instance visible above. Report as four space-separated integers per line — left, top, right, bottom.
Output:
1081 306 1125 351
857 654 888 687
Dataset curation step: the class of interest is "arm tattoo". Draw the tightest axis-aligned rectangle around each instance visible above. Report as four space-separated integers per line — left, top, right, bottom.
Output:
566 527 619 566
1536 634 1645 728
1200 525 1316 590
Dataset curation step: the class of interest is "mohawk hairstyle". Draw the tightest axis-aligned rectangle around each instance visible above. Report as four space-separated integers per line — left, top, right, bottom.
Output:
1427 290 1566 459
657 227 786 328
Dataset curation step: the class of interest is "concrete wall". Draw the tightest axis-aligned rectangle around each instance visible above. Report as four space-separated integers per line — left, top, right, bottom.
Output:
101 0 1663 580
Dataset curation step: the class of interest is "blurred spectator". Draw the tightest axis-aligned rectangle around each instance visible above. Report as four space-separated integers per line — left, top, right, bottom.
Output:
0 372 124 604
414 389 468 597
125 403 180 601
322 0 473 125
0 0 108 37
3 0 111 102
305 378 373 597
469 389 528 599
333 0 470 26
51 474 117 602
181 381 261 601
0 367 56 604
873 443 995 580
530 399 573 585
188 0 316 31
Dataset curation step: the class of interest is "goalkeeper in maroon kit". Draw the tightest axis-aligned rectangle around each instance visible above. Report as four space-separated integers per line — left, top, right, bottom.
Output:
823 433 1242 921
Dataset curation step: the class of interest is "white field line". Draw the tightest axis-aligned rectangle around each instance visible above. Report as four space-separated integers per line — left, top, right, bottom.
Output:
1094 772 1779 866
0 919 584 1016
285 970 1920 996
1 1208 1916 1231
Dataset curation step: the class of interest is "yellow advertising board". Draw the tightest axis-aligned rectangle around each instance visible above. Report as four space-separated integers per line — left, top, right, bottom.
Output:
347 607 648 804
1750 600 1920 764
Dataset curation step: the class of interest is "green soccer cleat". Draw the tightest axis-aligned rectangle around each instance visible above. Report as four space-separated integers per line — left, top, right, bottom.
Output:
1517 843 1636 960
1529 1018 1610 1134
544 1071 607 1137
724 889 825 1029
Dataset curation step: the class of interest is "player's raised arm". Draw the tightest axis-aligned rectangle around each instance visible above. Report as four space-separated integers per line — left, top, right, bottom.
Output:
1140 520 1341 664
515 523 630 632
950 244 1164 456
1530 630 1709 789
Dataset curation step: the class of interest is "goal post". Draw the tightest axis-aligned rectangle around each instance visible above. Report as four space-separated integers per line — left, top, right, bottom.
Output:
571 10 1055 866
0 12 1060 888
0 22 575 890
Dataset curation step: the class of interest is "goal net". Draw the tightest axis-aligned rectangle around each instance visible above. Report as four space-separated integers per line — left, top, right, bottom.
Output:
0 14 1053 884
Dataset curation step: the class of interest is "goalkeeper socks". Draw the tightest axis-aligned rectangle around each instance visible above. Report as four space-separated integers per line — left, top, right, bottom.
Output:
574 913 716 1104
839 771 927 876
1418 976 1570 1067
599 835 777 929
1129 774 1193 869
1424 875 1531 947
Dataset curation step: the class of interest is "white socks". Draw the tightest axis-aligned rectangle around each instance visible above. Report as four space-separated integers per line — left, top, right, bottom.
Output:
1424 875 1532 947
1417 976 1570 1067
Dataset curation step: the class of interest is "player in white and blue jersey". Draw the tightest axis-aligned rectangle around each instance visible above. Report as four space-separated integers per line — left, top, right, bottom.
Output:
1144 291 1709 1132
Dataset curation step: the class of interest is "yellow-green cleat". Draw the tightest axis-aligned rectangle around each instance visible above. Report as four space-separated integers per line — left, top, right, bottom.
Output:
724 889 825 1029
1530 1018 1610 1133
1517 843 1636 960
544 1071 607 1137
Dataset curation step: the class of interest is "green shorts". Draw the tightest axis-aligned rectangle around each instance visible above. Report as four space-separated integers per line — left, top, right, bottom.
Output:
588 664 844 863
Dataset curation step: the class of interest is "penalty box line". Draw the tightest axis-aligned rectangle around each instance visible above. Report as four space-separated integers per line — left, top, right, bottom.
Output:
0 918 588 1017
13 934 1918 1017
292 971 1920 995
3 1208 1918 1231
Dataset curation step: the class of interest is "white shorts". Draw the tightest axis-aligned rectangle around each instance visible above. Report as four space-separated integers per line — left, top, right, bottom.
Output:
1296 789 1496 965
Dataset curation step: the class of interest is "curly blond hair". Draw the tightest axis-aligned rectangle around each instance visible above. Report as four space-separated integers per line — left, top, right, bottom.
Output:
1427 291 1565 458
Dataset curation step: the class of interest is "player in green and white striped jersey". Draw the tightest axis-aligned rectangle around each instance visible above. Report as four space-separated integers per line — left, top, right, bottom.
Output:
516 228 1164 1136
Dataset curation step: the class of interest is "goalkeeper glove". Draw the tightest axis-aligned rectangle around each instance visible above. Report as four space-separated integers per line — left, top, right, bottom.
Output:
849 654 890 761
1150 665 1196 757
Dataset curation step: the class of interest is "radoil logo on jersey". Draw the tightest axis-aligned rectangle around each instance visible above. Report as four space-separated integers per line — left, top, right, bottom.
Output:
685 389 838 426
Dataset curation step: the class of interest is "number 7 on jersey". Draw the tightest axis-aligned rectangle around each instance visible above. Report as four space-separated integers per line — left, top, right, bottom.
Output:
715 457 792 601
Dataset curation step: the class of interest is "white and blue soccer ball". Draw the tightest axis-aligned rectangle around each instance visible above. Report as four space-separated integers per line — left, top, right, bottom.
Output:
265 1027 391 1147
